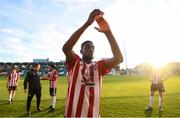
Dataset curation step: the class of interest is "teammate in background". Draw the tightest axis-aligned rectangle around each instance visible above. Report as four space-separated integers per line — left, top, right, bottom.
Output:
6 67 20 104
145 68 169 112
62 9 123 117
41 64 58 112
24 63 42 116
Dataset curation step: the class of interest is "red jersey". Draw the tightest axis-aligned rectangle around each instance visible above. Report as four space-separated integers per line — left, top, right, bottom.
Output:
8 72 20 87
48 70 58 88
65 54 111 117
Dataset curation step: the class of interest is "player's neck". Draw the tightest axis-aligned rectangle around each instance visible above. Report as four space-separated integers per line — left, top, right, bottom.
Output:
82 57 93 64
83 59 92 64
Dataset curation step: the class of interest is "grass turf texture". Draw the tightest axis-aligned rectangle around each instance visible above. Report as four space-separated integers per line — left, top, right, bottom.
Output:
0 75 179 117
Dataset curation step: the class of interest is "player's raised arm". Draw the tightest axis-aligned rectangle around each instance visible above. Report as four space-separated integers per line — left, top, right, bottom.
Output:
144 71 153 81
161 72 169 81
62 9 104 62
94 15 123 68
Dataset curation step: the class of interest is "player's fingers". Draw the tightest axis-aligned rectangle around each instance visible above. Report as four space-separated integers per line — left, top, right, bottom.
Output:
93 9 104 15
94 27 100 32
91 9 104 18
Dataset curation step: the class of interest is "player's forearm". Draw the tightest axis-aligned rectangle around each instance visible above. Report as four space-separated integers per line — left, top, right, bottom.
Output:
6 79 9 84
24 82 27 89
63 22 90 54
23 78 28 89
105 31 123 64
162 75 169 81
40 77 49 80
6 82 8 87
24 84 27 89
16 80 19 85
17 78 20 83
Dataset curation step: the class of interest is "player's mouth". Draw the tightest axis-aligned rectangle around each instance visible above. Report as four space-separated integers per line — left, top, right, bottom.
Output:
89 52 94 56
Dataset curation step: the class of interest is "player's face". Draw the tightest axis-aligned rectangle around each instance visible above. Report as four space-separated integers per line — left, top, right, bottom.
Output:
35 65 41 71
12 69 16 73
50 67 53 71
81 42 94 61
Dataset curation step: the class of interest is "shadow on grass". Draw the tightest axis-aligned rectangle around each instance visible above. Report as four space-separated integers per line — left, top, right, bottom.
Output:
144 109 163 117
0 100 9 105
102 95 147 99
101 96 168 117
0 99 66 117
101 91 179 100
158 111 163 117
144 110 152 117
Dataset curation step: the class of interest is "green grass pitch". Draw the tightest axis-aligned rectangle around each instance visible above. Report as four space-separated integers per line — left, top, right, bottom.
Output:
0 75 179 117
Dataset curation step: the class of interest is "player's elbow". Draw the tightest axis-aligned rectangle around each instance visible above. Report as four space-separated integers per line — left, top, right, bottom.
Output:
119 56 123 63
62 44 73 54
115 55 123 64
62 45 68 54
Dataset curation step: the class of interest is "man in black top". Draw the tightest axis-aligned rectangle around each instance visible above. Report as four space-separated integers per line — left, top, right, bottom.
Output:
24 63 42 116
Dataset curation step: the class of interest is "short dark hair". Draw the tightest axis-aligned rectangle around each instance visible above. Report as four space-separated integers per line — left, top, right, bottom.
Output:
81 40 93 49
33 63 40 67
12 66 18 71
50 64 55 69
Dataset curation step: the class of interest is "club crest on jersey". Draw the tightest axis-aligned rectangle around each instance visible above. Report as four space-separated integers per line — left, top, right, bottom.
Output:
81 79 95 87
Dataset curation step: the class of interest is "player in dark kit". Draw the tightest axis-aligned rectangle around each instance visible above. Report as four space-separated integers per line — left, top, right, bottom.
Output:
24 63 42 116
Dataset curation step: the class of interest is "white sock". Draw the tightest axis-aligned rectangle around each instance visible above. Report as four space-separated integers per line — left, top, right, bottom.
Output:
52 96 56 108
159 96 162 107
8 94 12 101
149 96 153 107
12 92 15 99
50 97 53 106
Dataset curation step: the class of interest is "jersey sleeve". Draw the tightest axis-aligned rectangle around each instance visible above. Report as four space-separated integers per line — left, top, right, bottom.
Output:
65 54 80 71
97 60 111 76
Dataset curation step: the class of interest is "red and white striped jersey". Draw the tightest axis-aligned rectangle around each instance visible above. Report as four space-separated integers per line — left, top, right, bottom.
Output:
48 70 58 88
65 54 111 117
8 72 20 87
